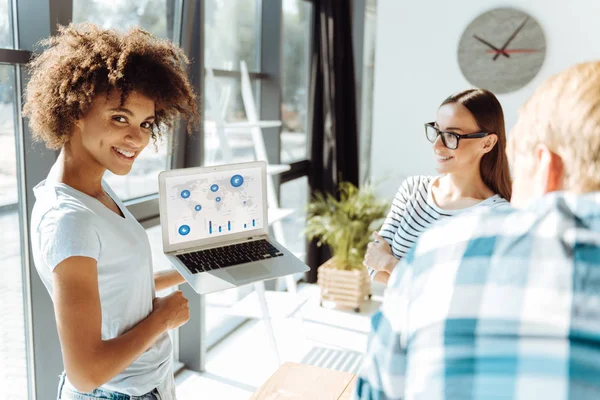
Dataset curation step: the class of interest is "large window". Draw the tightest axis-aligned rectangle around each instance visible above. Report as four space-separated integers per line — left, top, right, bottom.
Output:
0 67 16 207
281 0 310 164
202 0 313 347
280 176 308 260
359 0 378 182
203 76 260 166
0 65 29 399
73 0 176 39
202 0 265 348
279 0 311 264
204 0 260 71
73 0 177 201
0 0 13 49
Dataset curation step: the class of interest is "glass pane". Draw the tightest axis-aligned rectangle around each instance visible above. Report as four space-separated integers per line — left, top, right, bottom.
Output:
281 0 310 163
0 65 29 399
359 0 378 181
204 0 260 71
280 176 308 261
203 72 262 346
0 0 13 49
203 76 261 166
103 136 170 200
73 0 177 40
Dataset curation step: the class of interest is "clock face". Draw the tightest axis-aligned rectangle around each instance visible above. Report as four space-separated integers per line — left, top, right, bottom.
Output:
458 8 546 94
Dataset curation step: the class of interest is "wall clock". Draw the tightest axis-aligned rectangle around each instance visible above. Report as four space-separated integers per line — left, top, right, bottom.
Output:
458 8 546 94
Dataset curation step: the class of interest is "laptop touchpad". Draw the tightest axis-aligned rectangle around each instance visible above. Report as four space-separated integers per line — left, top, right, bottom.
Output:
226 264 270 282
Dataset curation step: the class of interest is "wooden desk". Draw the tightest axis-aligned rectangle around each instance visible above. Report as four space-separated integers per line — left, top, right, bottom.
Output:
339 376 357 400
251 362 357 400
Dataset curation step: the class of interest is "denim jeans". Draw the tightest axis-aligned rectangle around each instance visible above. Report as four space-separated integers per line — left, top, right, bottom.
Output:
57 373 164 400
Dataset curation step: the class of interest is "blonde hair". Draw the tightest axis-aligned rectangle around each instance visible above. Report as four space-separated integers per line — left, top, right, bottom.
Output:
509 61 600 192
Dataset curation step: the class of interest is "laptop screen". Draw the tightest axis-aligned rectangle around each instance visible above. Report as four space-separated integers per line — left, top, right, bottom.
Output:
163 166 265 245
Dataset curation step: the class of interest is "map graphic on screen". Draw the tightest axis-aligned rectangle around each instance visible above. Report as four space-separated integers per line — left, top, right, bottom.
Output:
164 167 263 245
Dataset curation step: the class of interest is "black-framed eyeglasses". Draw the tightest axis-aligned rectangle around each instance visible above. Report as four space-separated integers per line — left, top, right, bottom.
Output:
424 122 492 150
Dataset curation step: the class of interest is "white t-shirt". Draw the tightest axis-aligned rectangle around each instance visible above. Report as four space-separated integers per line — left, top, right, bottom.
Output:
30 178 173 396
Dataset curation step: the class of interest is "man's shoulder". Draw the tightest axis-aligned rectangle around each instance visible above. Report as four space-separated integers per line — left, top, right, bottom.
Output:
408 205 518 259
404 191 600 276
387 206 537 333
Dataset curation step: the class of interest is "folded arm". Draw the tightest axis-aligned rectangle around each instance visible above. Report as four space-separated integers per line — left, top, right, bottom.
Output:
364 179 415 281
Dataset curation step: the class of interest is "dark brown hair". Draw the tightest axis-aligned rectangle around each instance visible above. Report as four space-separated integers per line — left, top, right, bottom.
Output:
442 89 512 200
23 23 200 149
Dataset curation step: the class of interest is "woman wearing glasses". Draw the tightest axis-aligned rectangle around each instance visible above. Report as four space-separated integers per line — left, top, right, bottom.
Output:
364 89 511 284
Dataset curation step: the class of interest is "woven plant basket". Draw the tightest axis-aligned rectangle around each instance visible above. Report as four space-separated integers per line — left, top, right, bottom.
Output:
317 257 371 312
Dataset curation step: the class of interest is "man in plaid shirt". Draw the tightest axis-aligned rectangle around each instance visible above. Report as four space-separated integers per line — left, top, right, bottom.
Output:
355 62 600 399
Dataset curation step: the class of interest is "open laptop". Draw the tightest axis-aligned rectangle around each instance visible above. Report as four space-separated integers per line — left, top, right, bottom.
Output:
158 161 309 295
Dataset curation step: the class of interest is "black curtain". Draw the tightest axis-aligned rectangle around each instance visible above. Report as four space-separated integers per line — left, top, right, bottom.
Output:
305 0 359 283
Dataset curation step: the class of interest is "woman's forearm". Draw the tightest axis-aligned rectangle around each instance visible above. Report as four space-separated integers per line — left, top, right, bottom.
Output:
373 271 390 285
154 269 186 291
69 311 168 392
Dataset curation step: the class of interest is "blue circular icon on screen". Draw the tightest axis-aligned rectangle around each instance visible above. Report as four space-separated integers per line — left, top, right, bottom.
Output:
195 205 202 211
210 184 219 192
243 200 247 205
230 174 244 188
181 190 191 199
216 197 221 202
178 225 191 236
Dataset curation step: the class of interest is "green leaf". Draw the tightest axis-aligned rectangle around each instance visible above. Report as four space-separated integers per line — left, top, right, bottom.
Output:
304 181 390 271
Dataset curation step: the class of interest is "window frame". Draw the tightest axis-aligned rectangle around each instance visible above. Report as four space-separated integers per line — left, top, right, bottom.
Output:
9 1 69 398
0 62 32 400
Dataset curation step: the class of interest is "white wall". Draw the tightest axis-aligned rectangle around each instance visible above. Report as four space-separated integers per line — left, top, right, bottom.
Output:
370 0 600 197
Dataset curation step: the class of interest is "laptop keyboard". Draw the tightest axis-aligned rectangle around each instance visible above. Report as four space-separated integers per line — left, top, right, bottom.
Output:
176 239 284 274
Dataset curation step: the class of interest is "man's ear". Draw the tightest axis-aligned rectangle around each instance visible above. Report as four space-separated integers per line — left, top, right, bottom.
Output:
535 144 565 194
482 134 498 154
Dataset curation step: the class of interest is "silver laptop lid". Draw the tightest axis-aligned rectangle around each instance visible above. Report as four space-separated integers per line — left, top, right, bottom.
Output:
158 161 269 253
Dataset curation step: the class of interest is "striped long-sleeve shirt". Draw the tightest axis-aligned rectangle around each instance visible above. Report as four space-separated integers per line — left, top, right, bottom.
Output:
370 175 509 280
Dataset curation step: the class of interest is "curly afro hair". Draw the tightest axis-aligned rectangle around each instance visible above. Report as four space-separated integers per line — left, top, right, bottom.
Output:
23 23 199 150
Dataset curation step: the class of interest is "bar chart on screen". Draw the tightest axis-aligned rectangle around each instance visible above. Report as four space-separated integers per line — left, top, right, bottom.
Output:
208 220 238 234
165 167 264 244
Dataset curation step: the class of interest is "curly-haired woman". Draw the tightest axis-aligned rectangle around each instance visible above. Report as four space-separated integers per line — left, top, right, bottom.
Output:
25 23 199 400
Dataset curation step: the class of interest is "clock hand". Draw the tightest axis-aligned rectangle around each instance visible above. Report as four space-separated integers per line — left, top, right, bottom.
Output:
494 16 529 61
485 49 540 54
473 35 509 58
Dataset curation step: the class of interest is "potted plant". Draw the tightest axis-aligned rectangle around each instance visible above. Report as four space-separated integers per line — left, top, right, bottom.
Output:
305 181 389 312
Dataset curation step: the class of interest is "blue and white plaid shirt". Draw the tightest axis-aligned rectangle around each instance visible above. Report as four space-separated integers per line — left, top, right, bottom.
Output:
354 192 600 400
